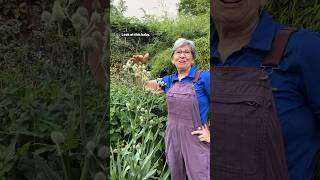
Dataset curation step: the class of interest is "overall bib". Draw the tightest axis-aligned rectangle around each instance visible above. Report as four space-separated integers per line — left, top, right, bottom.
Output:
165 70 210 180
210 27 296 180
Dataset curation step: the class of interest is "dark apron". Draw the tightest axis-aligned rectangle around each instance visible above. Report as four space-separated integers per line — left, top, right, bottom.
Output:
165 70 210 180
210 27 296 180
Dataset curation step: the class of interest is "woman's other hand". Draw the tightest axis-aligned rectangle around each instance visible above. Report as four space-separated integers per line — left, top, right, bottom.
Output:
191 124 210 143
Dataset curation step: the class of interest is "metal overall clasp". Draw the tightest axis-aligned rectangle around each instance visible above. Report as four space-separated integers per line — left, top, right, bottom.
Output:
259 64 280 80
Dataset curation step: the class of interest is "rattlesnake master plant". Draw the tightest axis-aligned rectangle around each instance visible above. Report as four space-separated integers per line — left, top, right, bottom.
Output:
40 0 107 180
41 0 104 51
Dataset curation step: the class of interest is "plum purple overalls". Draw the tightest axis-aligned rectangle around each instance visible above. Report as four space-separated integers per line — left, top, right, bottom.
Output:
165 70 210 180
210 27 296 180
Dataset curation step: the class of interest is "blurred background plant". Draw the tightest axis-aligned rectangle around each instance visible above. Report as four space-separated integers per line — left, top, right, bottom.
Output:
0 0 108 179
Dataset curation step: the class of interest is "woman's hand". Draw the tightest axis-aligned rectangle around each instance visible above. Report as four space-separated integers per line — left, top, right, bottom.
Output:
191 124 210 143
130 53 149 64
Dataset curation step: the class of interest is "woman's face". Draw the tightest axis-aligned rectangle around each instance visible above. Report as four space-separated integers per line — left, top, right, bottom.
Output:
171 45 194 73
211 0 267 29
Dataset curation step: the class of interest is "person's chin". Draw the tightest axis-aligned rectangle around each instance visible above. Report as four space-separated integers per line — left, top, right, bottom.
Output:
176 66 189 72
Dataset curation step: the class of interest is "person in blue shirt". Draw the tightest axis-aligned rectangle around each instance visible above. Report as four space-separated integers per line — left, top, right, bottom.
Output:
135 38 210 179
211 0 320 180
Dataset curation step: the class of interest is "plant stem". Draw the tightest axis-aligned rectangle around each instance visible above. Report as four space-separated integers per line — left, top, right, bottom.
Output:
57 145 69 180
80 152 90 180
80 50 87 146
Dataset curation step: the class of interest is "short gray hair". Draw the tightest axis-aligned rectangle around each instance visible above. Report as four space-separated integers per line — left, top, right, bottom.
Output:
171 38 196 59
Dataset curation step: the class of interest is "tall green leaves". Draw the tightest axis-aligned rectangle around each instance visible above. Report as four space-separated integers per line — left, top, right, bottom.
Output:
267 1 320 30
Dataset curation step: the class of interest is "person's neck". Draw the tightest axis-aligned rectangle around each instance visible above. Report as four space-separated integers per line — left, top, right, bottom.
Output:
216 15 259 63
177 66 191 80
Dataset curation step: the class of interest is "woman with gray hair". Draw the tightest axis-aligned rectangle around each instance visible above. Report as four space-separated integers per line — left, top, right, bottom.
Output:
135 38 210 180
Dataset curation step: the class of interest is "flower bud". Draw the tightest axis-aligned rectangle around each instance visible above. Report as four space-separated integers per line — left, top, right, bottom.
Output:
91 0 101 11
51 131 65 144
41 11 52 23
71 12 81 26
79 17 89 30
57 0 67 5
97 146 109 159
91 31 103 41
90 12 101 24
52 1 65 23
86 141 96 152
94 172 106 180
77 6 89 18
80 37 97 50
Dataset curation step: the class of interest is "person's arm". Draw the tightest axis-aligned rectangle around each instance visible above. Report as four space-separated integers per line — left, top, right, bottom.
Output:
191 71 211 143
299 31 320 120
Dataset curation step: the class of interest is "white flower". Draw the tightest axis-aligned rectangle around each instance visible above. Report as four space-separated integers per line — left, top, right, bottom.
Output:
132 64 138 71
126 103 131 110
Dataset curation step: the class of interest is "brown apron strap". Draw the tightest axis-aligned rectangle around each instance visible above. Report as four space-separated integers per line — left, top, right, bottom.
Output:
192 70 203 83
262 27 297 67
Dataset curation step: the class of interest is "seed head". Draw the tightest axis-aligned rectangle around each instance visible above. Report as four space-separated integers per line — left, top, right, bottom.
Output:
97 146 109 159
81 37 97 50
90 12 101 24
52 1 65 23
86 141 96 152
77 6 89 18
41 11 52 23
94 172 106 180
50 131 65 144
91 31 103 41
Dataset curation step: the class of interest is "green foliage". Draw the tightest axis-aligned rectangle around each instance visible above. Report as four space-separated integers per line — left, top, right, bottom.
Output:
110 74 168 178
110 128 168 179
110 0 210 75
194 36 210 71
149 48 175 77
145 14 210 77
178 0 210 16
0 0 107 179
110 11 152 64
0 78 106 179
267 1 320 31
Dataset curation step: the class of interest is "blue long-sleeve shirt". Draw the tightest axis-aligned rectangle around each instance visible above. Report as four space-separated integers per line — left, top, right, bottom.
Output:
211 10 320 180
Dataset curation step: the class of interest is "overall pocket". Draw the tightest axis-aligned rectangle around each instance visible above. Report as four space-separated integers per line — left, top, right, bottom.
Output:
211 96 266 176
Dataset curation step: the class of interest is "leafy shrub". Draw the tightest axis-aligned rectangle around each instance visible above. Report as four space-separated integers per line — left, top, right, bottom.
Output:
110 71 169 178
267 1 320 31
178 0 210 16
146 14 209 55
0 78 106 179
194 36 210 71
149 48 175 78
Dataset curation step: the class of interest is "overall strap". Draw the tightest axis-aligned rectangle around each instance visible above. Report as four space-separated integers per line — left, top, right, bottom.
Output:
192 70 203 83
262 27 297 67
